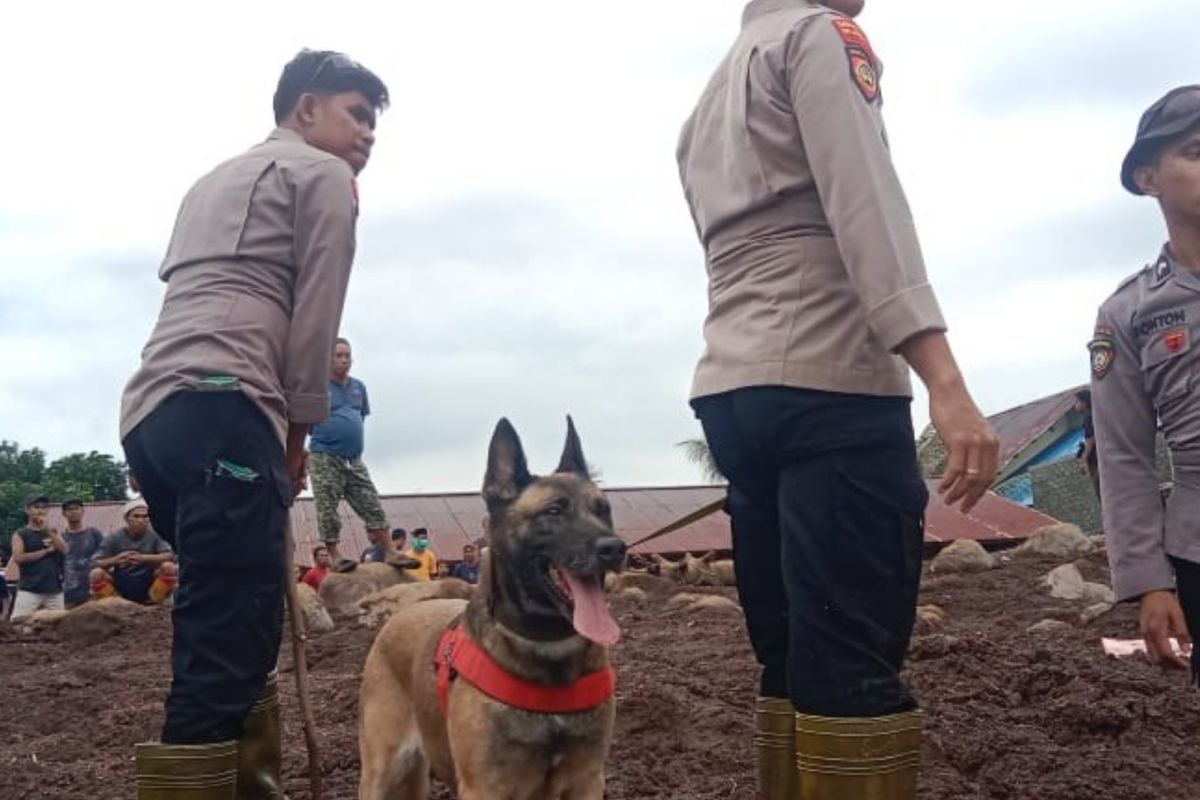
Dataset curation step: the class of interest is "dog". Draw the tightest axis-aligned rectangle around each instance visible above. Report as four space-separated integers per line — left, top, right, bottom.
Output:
358 417 627 799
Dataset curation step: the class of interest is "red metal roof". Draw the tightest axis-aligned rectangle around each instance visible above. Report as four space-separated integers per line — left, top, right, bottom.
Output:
988 385 1083 470
922 482 1058 543
50 483 1056 565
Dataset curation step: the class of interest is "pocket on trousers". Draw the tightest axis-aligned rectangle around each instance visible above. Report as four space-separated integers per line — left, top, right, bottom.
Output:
178 458 287 568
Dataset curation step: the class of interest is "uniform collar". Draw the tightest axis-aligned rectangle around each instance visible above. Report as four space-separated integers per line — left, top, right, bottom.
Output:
266 126 306 145
742 0 820 27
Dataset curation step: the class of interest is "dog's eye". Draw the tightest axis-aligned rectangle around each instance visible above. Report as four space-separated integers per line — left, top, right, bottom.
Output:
542 501 566 517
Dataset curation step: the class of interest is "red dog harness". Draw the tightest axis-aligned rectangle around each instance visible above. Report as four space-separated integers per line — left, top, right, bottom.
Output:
434 618 616 715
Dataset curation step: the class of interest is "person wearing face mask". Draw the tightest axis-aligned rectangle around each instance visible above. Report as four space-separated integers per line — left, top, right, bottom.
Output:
403 528 439 582
118 48 389 799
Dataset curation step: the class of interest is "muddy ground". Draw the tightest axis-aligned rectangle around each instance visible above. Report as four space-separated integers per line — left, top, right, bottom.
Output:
3 548 1199 799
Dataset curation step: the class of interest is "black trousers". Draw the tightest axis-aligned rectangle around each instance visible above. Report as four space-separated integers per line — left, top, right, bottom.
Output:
694 386 927 718
123 391 289 744
1170 556 1200 685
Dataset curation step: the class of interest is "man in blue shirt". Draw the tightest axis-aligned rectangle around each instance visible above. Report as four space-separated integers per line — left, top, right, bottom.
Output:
309 337 393 568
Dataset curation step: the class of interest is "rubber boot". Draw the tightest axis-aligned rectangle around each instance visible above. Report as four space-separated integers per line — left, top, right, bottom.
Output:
91 576 117 601
754 697 795 800
149 572 178 604
794 710 922 799
136 740 238 799
236 672 285 799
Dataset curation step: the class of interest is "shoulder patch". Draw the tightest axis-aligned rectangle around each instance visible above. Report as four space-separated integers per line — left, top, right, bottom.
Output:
831 17 880 104
1088 324 1115 380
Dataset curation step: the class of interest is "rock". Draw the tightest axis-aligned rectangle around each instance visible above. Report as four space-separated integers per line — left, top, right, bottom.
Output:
618 587 647 604
356 579 474 628
1081 582 1116 605
319 562 412 617
1080 602 1115 625
1045 563 1086 600
607 571 672 593
293 583 335 634
666 592 741 612
1028 619 1073 634
686 595 741 612
56 597 154 646
915 604 945 633
930 540 997 574
1017 524 1093 558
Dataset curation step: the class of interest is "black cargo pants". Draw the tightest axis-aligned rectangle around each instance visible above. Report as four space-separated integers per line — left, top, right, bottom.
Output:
1170 556 1200 685
694 386 927 718
123 390 289 744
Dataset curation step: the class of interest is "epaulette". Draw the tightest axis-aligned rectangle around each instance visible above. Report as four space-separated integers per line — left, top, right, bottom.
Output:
1110 264 1150 296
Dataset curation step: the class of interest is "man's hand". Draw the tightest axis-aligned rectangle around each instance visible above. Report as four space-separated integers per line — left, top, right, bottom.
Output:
286 449 309 497
286 423 311 498
930 385 1000 513
1139 590 1192 670
896 332 999 513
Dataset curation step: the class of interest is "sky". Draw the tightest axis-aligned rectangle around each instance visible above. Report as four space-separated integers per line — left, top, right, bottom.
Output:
0 0 1195 493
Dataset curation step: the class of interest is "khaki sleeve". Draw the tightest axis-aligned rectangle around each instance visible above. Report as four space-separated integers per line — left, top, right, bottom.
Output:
784 18 946 351
286 158 357 424
1091 304 1172 601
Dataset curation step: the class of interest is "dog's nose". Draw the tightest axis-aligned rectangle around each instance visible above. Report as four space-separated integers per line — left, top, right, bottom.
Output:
595 536 627 568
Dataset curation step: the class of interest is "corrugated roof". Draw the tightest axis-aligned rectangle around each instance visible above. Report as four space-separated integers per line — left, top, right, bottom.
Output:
988 385 1084 471
48 482 1056 565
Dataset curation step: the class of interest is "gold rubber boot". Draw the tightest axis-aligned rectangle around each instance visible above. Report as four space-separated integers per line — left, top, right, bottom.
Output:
794 710 922 800
236 672 285 799
135 740 238 799
754 697 796 799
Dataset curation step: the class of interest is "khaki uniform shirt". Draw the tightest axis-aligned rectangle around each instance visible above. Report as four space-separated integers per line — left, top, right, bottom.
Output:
676 0 946 400
1091 248 1200 601
120 128 358 444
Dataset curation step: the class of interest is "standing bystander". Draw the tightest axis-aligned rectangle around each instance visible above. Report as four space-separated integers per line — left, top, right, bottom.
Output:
9 494 68 621
60 498 105 609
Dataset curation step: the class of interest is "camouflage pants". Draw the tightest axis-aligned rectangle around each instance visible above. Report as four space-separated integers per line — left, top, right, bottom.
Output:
309 452 388 543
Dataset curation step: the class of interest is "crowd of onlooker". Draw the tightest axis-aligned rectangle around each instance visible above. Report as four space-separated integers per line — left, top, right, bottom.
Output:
298 525 482 590
0 491 481 623
0 494 177 622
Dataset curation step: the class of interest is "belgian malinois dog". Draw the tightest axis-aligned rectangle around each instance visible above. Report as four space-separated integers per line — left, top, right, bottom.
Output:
358 417 627 799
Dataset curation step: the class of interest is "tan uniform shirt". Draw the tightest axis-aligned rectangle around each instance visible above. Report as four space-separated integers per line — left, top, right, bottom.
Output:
1091 248 1200 601
120 128 358 444
676 0 946 400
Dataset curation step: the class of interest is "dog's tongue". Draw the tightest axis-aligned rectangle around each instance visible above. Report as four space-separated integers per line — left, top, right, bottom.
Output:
563 572 620 646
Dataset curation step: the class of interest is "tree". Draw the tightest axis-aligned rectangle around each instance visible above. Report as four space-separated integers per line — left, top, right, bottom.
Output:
0 441 128 555
677 438 726 484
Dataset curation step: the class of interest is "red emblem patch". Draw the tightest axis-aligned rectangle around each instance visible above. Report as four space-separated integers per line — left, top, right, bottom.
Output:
1088 325 1115 380
831 18 881 103
1165 328 1186 353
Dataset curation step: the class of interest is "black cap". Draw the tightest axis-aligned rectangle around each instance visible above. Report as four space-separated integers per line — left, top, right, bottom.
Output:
24 492 50 508
61 497 85 510
1121 85 1200 195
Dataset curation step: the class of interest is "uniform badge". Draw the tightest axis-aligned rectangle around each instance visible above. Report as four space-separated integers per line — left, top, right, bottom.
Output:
1165 327 1187 353
1088 325 1115 380
831 18 881 104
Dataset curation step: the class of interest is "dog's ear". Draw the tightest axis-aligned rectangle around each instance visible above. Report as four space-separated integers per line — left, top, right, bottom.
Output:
556 415 589 477
483 418 533 511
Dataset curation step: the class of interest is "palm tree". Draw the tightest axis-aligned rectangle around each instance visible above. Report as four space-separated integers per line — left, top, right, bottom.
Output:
677 439 726 484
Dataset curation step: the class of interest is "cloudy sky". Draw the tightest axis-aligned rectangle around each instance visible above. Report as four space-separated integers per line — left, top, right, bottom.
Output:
0 0 1194 493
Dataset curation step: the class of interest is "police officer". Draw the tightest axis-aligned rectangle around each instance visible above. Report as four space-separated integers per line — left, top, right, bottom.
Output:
676 2 998 798
120 50 388 799
1091 85 1200 681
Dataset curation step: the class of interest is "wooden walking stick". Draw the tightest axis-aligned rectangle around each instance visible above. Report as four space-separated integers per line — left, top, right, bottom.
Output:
283 509 324 799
